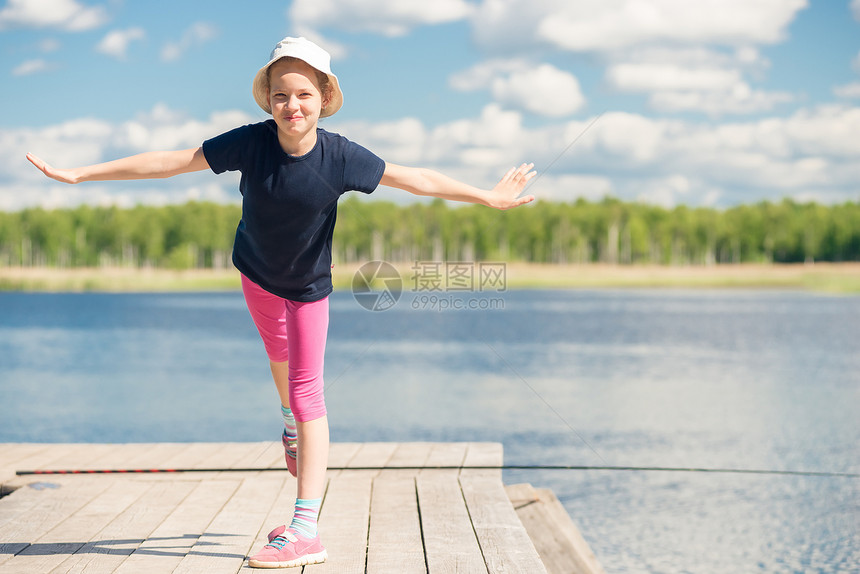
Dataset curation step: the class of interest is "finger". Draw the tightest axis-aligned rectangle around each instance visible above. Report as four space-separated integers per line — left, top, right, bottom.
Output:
516 194 535 206
26 153 43 170
514 163 535 183
500 194 535 210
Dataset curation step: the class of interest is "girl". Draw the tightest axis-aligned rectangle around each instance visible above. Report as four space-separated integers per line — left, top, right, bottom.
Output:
26 36 536 569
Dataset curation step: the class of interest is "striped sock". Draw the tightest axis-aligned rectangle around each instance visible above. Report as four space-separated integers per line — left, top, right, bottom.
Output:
290 497 322 538
281 405 297 461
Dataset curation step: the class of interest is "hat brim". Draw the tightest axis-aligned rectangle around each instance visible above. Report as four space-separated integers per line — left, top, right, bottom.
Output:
252 58 343 118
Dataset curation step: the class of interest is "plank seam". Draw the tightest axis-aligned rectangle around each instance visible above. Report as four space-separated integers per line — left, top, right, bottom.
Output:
365 475 373 574
413 476 430 574
458 476 490 574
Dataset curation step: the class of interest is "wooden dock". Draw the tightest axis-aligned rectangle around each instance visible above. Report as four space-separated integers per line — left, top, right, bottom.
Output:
0 442 605 573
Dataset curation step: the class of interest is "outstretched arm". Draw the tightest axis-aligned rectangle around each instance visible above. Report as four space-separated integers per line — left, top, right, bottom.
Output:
380 162 536 210
26 147 210 184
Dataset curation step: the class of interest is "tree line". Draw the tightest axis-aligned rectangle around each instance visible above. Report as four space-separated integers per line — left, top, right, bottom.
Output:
1 196 859 269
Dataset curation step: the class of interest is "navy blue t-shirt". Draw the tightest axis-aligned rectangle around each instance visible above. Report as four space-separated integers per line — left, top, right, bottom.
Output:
203 121 385 301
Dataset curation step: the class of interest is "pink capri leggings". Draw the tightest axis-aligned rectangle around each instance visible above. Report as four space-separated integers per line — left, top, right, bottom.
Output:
241 274 329 423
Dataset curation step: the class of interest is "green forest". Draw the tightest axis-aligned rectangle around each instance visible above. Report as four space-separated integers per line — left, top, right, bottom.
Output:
1 196 859 269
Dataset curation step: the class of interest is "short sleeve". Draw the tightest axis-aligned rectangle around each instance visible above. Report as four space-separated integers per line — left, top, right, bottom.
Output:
202 123 257 175
342 140 385 194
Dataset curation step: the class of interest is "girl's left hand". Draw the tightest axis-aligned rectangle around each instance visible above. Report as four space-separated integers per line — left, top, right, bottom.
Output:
489 163 537 210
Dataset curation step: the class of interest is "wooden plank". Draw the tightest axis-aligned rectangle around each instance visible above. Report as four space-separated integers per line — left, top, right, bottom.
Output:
40 444 117 469
366 443 435 573
366 474 425 574
238 476 296 572
0 443 35 485
198 442 262 470
0 442 555 574
187 442 254 469
228 441 275 469
112 443 194 470
1 444 86 487
126 443 233 482
48 480 198 574
174 474 285 573
347 442 398 469
1 443 57 469
0 477 112 566
329 443 363 468
0 479 147 573
416 472 487 573
258 441 287 469
506 484 606 574
67 444 134 471
307 472 373 573
420 443 468 481
157 442 223 469
0 443 27 462
384 442 434 469
112 478 241 573
459 443 546 572
0 444 52 471
0 478 59 531
459 475 546 574
462 443 503 477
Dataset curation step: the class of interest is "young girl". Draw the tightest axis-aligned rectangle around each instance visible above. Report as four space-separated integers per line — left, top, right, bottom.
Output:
26 36 536 569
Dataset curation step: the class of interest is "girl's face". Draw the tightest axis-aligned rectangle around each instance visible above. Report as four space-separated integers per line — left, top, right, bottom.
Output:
267 59 329 148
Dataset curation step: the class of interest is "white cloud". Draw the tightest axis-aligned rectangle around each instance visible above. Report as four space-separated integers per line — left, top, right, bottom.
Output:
12 58 51 76
650 84 794 116
834 82 860 99
2 105 253 210
161 22 217 62
605 48 754 91
114 105 252 152
852 0 860 22
290 0 473 37
608 62 741 92
494 64 586 117
0 0 108 31
287 0 474 59
853 50 860 74
472 0 808 52
606 47 791 116
333 103 528 169
6 102 860 210
96 27 145 60
450 60 586 117
335 103 860 206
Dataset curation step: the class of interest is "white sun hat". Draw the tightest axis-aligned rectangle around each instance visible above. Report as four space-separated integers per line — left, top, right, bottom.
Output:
252 36 343 117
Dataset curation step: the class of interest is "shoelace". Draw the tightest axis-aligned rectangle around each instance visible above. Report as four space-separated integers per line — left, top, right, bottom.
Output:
266 531 299 550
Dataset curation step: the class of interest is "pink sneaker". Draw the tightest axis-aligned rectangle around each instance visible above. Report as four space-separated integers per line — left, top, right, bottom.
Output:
282 429 297 477
248 528 327 569
266 524 286 542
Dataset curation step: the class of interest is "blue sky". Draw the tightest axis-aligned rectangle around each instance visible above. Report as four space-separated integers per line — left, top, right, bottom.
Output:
1 0 859 210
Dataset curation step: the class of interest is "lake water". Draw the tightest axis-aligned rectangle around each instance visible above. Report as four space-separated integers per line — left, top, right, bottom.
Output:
1 288 858 573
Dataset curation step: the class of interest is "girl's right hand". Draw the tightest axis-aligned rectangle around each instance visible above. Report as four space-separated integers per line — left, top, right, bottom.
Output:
26 153 80 184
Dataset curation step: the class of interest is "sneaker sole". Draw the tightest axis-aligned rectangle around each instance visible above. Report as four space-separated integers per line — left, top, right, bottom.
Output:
248 549 328 569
